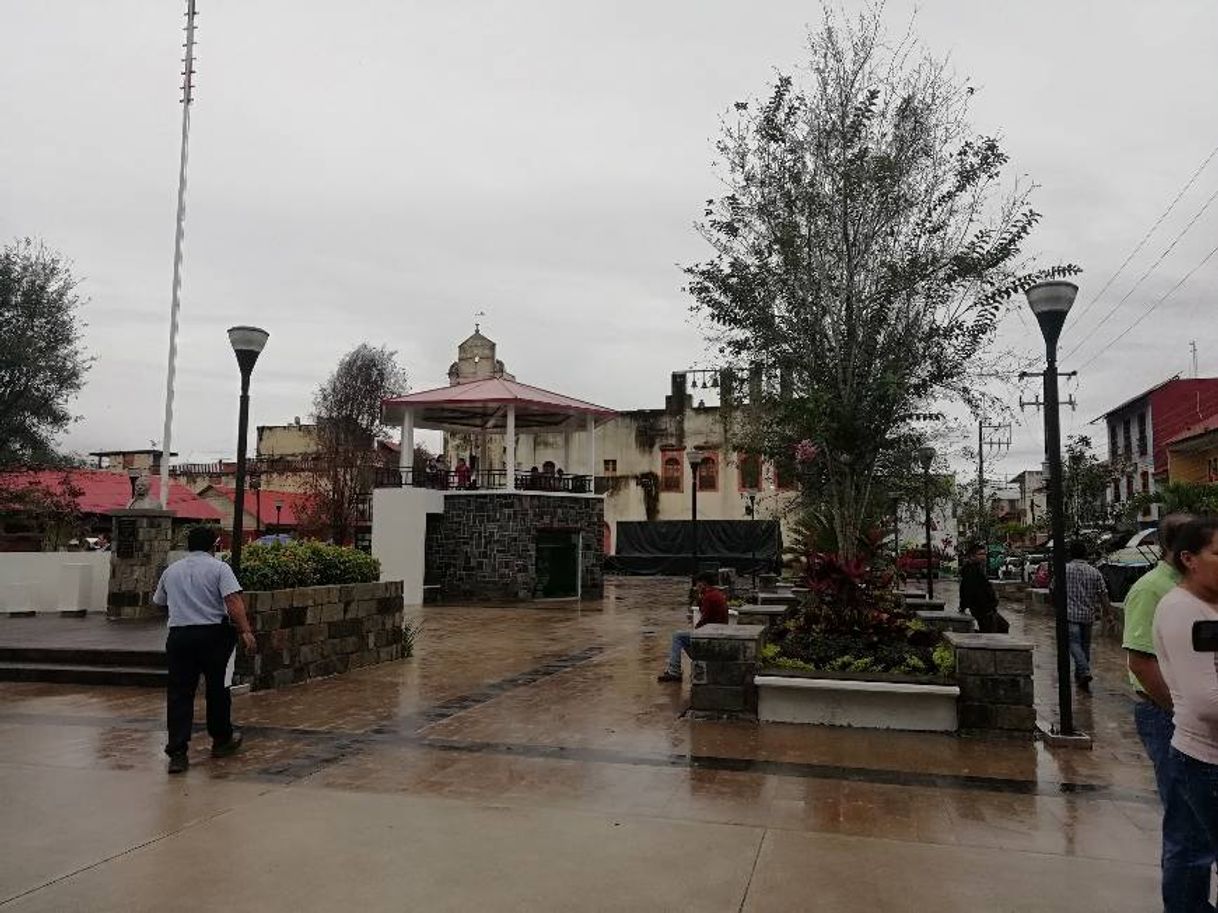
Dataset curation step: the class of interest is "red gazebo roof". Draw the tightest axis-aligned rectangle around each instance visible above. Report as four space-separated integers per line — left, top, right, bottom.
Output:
383 377 615 433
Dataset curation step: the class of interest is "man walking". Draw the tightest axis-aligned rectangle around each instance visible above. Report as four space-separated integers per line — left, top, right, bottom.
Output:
959 543 1001 633
657 572 729 682
1063 539 1109 692
153 526 256 774
1123 513 1215 910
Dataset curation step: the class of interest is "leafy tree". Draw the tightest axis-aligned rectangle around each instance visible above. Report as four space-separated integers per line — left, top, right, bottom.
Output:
1061 435 1112 536
684 9 1078 558
1130 480 1218 518
300 344 407 545
0 239 91 465
0 471 85 550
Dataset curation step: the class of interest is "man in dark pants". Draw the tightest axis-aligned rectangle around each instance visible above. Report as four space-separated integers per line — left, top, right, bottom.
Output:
958 542 1001 633
153 526 256 774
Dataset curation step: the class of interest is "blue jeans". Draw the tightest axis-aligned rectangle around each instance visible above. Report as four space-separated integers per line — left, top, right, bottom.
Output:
1134 700 1216 911
1068 622 1092 680
666 631 692 674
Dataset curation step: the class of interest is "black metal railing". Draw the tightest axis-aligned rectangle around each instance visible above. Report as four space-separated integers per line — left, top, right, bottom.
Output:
373 466 596 494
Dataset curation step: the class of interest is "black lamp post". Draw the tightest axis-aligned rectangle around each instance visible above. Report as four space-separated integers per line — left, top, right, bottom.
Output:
274 500 283 536
250 473 262 539
917 446 936 599
1027 279 1079 736
127 468 140 500
226 325 270 578
743 491 758 590
688 450 704 582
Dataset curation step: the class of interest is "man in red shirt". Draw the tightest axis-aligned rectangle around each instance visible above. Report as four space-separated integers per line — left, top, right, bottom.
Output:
658 572 729 682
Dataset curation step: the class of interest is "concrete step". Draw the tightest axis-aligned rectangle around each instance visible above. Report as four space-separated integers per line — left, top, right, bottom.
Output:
0 646 167 668
0 660 167 687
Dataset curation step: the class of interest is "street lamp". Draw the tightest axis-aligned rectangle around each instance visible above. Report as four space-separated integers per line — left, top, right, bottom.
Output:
274 499 283 536
249 473 262 539
917 446 936 599
226 325 270 577
127 467 140 500
1027 279 1079 737
742 490 758 590
688 450 705 582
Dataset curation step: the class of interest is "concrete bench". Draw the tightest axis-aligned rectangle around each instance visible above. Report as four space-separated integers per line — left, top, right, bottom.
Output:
735 604 789 629
915 609 975 634
903 596 946 612
756 675 960 731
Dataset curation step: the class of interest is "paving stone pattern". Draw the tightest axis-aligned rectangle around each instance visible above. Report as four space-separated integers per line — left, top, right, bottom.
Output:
106 512 173 621
434 494 604 601
236 580 405 691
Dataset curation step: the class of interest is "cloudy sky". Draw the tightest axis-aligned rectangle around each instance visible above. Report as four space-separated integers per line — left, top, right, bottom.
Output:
3 1 1216 478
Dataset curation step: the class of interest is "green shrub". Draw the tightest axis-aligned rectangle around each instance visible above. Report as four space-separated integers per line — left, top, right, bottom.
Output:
932 642 956 676
232 541 380 591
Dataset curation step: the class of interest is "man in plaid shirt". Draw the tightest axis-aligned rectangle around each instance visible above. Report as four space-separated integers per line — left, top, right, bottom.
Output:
1064 539 1111 692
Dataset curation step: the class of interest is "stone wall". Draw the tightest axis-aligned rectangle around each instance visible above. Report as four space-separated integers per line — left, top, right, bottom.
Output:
235 580 405 690
689 624 766 717
946 632 1036 739
107 510 173 621
432 494 604 601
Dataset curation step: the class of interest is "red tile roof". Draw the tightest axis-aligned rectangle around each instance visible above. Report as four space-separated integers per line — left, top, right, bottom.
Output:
384 377 615 417
0 470 222 520
203 485 309 527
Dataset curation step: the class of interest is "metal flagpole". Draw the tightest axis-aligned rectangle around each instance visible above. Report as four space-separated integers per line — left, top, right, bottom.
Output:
158 0 199 507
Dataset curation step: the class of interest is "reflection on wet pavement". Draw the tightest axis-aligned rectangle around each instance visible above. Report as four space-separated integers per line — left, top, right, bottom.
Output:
0 576 1166 909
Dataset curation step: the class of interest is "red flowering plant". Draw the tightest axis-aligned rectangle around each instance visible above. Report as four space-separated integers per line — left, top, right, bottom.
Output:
764 542 950 678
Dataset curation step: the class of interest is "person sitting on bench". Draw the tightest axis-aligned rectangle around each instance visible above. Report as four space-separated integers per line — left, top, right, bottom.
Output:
658 571 729 682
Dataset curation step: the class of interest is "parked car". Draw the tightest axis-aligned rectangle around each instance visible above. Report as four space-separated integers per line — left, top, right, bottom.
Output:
898 547 941 578
1099 528 1159 602
998 555 1025 580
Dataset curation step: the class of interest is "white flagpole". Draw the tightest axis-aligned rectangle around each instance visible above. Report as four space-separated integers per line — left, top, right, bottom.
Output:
158 0 198 507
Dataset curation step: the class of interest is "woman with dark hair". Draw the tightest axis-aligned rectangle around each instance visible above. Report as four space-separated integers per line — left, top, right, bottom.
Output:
1153 515 1218 909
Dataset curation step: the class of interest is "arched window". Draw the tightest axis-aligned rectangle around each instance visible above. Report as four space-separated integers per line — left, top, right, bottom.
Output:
738 453 761 491
697 454 718 492
661 456 683 492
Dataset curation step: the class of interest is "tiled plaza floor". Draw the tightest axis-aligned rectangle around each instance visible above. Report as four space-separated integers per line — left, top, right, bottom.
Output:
0 577 1173 911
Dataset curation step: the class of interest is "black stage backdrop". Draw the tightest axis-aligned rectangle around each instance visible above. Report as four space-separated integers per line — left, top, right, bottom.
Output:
606 520 781 576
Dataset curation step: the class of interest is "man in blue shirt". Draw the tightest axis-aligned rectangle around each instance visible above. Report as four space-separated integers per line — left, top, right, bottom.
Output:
153 526 256 774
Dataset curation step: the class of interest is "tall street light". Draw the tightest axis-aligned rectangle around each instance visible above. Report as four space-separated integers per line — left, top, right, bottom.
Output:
274 500 284 537
250 473 262 539
227 326 270 578
1027 280 1079 736
917 446 936 599
688 450 705 583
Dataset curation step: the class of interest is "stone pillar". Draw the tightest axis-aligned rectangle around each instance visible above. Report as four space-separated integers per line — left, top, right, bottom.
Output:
689 624 766 718
586 414 596 479
107 508 175 621
945 632 1035 739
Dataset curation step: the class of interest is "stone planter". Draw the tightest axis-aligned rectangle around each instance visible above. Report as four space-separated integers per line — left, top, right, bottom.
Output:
235 580 405 691
757 669 959 731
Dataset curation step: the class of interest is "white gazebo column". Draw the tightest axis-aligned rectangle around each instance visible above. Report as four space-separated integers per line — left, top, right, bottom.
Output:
586 414 596 482
399 408 414 484
562 431 572 474
505 405 517 491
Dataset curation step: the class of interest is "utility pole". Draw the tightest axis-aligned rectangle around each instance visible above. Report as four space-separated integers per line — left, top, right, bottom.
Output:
158 0 199 507
976 420 1012 562
1191 340 1199 378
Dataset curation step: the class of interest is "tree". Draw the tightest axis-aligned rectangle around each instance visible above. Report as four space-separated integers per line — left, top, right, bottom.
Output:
684 9 1078 558
0 471 85 550
300 344 407 544
1061 435 1112 536
0 239 91 465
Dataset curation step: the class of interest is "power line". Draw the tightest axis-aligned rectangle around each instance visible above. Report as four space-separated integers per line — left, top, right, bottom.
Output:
1063 183 1218 362
1078 240 1218 371
1064 140 1218 336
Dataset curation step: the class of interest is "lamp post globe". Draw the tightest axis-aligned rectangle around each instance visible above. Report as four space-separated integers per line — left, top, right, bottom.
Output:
226 325 270 578
1026 280 1078 736
916 446 936 599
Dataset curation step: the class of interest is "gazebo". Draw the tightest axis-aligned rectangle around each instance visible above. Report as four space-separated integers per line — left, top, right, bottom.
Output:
382 377 616 492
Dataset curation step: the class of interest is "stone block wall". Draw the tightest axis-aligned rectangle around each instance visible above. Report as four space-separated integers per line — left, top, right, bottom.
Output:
107 510 174 621
234 580 405 690
946 632 1036 739
689 624 766 717
432 494 604 601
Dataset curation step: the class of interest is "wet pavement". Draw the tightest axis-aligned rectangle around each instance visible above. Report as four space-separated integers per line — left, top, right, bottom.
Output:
0 577 1169 911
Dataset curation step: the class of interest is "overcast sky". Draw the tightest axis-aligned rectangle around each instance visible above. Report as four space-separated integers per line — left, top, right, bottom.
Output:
3 1 1216 478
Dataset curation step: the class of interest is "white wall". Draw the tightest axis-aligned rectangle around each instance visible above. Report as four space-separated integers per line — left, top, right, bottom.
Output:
371 487 444 606
0 553 111 612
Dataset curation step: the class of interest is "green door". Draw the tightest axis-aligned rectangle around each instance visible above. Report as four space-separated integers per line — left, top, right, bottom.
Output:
536 530 580 598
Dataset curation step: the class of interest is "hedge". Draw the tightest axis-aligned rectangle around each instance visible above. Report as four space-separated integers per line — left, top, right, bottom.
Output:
231 541 380 592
